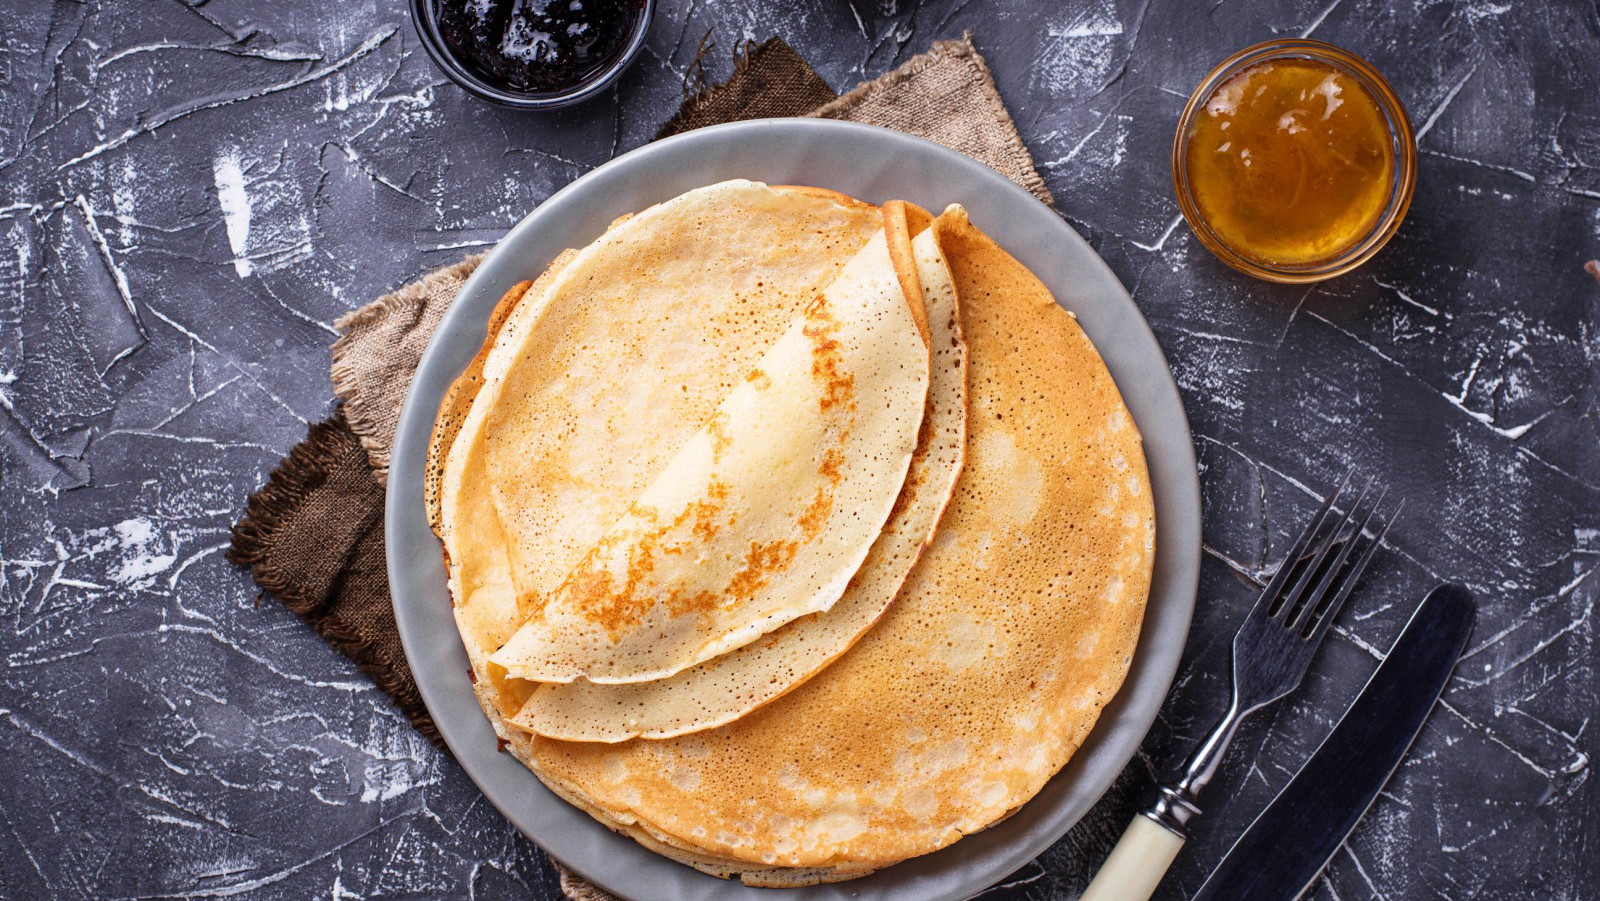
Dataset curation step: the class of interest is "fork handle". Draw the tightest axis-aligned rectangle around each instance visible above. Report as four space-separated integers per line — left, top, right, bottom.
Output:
1078 814 1186 901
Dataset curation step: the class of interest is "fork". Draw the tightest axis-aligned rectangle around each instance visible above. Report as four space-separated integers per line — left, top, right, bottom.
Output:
1079 471 1398 901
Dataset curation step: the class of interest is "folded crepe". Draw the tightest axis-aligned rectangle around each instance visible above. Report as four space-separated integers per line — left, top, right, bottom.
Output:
489 220 932 685
428 181 883 725
510 202 968 740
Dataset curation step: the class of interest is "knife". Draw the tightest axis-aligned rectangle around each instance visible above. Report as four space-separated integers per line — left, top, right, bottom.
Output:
1190 583 1476 901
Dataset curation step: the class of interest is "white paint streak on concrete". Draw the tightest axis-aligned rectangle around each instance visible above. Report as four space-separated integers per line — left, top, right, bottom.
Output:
212 152 254 278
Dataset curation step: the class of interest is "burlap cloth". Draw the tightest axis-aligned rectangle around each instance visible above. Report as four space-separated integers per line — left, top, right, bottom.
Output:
231 33 1050 901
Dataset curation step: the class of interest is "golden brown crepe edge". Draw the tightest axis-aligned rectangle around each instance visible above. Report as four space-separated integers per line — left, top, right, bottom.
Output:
424 253 573 537
882 200 930 345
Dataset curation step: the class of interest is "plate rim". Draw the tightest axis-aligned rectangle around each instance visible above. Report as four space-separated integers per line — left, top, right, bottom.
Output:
386 117 1199 901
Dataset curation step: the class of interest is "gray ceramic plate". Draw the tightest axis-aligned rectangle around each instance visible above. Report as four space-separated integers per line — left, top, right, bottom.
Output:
387 118 1200 901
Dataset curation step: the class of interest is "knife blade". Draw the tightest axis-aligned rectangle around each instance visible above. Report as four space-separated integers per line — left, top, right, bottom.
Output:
1191 583 1476 901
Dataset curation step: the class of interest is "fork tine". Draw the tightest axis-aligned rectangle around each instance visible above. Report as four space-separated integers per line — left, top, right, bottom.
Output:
1304 498 1402 644
1288 484 1387 634
1273 475 1371 622
1250 469 1355 620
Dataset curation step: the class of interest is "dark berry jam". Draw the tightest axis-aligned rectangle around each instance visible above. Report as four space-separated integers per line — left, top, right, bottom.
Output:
435 0 640 94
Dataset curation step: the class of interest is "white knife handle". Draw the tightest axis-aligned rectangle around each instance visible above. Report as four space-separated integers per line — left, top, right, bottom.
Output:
1078 814 1186 901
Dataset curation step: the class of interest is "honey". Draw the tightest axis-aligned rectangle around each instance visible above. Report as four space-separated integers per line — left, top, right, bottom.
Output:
1183 59 1396 267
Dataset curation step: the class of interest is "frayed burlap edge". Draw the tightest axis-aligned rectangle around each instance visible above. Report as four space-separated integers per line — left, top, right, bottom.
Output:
227 413 358 605
656 36 773 135
227 411 444 748
808 32 1054 207
654 36 833 139
329 254 485 480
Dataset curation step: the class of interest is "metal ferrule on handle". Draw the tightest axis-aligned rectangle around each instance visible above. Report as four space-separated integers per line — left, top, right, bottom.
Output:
1147 695 1246 835
1078 699 1247 901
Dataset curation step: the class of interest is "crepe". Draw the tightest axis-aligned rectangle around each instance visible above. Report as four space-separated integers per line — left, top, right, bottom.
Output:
428 181 882 725
489 223 931 684
518 205 1154 875
509 204 968 740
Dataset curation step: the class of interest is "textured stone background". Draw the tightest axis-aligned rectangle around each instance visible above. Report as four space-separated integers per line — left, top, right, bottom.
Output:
1 0 1596 898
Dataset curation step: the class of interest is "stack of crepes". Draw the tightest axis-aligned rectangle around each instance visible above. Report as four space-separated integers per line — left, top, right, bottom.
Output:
425 181 1155 886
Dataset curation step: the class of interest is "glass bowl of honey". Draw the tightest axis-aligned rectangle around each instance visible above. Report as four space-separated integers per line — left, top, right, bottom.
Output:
1173 39 1417 283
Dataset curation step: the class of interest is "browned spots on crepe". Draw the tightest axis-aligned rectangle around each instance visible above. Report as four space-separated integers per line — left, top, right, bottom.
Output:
797 486 833 539
558 500 708 636
725 538 801 601
818 447 845 483
803 295 855 414
707 410 734 459
689 480 730 542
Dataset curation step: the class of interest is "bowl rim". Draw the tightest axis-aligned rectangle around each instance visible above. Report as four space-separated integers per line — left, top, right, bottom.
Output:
410 0 657 110
1171 38 1418 284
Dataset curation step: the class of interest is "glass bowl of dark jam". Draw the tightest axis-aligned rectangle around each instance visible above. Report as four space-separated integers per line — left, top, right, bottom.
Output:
413 0 654 109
